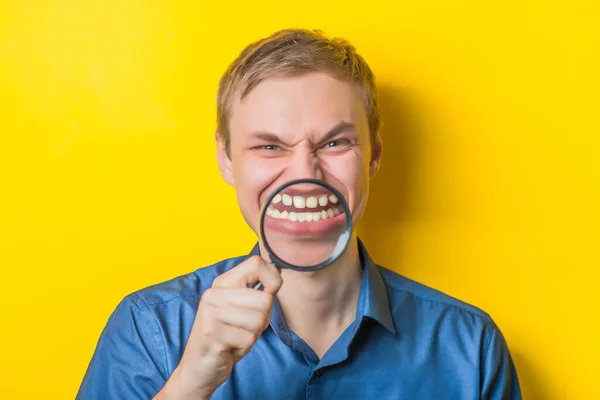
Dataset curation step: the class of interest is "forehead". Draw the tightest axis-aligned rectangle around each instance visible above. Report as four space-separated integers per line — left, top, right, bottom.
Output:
228 72 369 138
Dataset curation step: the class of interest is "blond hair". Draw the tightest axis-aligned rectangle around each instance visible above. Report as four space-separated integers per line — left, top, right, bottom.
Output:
216 29 381 155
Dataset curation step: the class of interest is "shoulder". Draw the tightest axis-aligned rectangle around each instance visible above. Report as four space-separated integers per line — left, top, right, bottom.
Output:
78 256 249 397
125 254 248 311
375 265 511 364
93 254 250 376
374 266 521 397
377 265 496 332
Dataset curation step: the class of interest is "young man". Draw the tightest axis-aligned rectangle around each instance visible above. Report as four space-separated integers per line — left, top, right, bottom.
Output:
77 29 521 399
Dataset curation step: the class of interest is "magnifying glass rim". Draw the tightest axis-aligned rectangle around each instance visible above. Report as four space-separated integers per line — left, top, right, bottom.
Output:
259 178 353 272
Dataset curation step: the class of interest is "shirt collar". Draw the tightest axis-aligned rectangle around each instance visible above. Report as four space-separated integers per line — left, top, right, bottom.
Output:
246 237 396 335
354 238 396 333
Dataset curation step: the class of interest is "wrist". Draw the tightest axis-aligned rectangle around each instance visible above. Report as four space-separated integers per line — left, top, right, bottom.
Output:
155 366 213 400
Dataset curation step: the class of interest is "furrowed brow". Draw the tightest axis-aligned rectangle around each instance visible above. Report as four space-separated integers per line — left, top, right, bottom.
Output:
247 122 357 146
318 122 357 143
247 132 287 146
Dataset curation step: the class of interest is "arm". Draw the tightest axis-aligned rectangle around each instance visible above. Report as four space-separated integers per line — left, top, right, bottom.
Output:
78 256 282 400
480 323 522 400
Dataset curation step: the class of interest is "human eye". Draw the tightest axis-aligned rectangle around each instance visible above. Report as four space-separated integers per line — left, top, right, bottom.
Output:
322 139 352 149
253 144 281 151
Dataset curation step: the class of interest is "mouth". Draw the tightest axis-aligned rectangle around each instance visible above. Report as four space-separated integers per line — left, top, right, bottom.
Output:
265 191 344 222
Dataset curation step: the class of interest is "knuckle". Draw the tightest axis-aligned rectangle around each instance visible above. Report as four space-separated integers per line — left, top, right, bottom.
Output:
274 273 283 287
244 331 258 348
201 288 216 304
260 292 274 308
201 316 217 338
213 342 228 355
248 255 262 263
212 274 224 287
258 311 270 329
203 325 216 338
246 256 262 271
200 305 219 328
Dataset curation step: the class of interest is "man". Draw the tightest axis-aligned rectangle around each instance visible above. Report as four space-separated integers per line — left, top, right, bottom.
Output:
77 29 521 399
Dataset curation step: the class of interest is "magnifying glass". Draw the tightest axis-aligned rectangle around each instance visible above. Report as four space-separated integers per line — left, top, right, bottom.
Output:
252 178 353 289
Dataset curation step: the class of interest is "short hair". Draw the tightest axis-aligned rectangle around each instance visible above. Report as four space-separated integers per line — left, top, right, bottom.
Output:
216 28 381 155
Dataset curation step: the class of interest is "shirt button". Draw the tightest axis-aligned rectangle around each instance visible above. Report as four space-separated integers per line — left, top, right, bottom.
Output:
315 369 323 376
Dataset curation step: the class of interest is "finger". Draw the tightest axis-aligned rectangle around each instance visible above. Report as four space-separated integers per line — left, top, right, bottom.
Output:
213 256 282 294
213 304 270 332
202 288 273 312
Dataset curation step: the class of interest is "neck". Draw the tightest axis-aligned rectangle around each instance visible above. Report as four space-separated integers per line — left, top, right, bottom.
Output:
263 237 364 358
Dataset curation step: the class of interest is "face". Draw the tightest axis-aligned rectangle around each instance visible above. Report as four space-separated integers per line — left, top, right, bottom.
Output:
216 72 382 264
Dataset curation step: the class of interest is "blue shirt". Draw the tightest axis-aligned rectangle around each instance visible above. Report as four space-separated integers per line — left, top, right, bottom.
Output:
77 239 521 399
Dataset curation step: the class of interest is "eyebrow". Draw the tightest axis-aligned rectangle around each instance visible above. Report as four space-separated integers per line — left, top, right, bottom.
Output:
248 121 357 145
318 121 357 144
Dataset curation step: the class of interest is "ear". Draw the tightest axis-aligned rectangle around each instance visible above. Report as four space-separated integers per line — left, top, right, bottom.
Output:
369 134 383 178
215 131 235 186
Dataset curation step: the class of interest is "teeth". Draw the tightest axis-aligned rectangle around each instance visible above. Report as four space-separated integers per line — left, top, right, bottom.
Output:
293 196 306 209
267 191 343 223
266 207 343 222
319 195 328 206
276 192 339 207
306 196 318 208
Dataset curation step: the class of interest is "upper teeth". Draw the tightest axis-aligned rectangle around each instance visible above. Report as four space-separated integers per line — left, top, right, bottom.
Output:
306 196 318 208
266 191 343 223
293 196 306 208
272 192 336 208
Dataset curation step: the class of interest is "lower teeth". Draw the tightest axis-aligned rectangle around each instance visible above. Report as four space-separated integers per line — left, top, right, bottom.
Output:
267 206 341 222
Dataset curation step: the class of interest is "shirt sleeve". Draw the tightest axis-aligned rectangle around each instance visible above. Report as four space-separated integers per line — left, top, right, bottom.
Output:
480 322 522 400
76 296 168 400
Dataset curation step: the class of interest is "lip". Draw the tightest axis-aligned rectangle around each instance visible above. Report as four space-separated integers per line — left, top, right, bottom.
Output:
262 210 347 239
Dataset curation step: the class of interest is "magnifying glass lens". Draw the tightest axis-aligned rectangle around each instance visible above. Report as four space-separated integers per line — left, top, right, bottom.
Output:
261 180 351 270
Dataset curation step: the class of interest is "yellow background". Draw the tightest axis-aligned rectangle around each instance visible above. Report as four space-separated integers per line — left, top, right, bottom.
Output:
1 1 598 398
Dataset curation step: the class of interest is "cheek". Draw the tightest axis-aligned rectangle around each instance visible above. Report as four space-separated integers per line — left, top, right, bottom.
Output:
322 152 369 201
235 157 283 202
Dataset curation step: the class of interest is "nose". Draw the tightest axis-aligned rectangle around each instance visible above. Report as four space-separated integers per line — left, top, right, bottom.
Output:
285 147 324 181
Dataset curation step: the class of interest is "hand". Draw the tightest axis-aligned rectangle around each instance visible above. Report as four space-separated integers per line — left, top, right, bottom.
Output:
155 256 282 400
